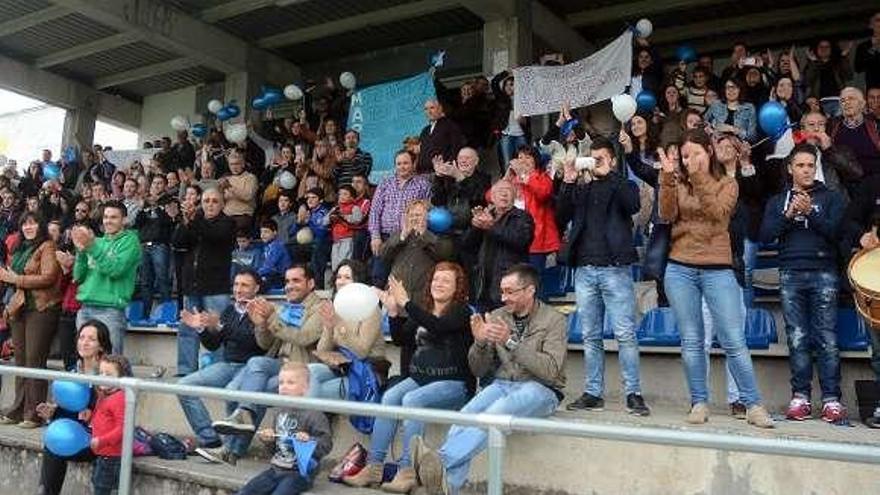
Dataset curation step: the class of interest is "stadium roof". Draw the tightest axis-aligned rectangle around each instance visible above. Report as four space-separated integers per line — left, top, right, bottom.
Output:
0 0 873 104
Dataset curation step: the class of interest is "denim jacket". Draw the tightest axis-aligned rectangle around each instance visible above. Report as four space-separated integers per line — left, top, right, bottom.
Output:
704 101 758 142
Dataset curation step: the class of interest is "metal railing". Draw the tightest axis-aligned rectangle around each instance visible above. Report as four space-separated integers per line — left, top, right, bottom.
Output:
2 365 880 494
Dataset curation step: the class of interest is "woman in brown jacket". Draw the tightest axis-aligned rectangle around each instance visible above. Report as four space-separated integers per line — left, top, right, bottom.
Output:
0 212 62 427
657 129 773 429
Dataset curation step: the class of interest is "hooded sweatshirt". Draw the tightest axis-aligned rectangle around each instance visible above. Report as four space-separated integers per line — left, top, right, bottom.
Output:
74 229 142 309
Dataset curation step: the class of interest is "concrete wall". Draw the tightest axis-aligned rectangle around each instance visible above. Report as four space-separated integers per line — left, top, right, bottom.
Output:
138 86 199 145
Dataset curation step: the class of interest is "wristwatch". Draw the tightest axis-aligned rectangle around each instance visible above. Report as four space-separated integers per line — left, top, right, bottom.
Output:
504 338 520 351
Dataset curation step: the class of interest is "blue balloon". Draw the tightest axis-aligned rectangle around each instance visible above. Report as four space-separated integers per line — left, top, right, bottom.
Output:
51 380 91 413
676 44 697 63
263 91 284 106
226 104 241 119
43 163 61 181
427 207 454 234
252 96 268 111
63 146 78 164
758 101 788 137
44 419 91 457
636 90 657 112
191 123 208 138
216 107 232 121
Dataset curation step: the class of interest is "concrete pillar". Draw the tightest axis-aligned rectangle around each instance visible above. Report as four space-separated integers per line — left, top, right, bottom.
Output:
61 106 97 152
481 0 532 76
223 71 260 121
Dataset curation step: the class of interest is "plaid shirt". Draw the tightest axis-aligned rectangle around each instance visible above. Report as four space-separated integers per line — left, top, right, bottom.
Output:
368 173 432 239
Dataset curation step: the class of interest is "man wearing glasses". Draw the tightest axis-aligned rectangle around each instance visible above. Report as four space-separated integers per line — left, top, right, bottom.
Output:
558 137 650 416
172 188 237 376
413 263 566 495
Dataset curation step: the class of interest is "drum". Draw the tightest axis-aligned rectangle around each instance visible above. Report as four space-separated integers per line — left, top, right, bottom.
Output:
848 247 880 330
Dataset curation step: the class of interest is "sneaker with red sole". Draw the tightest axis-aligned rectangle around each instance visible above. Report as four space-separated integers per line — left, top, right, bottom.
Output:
820 401 847 423
785 396 812 421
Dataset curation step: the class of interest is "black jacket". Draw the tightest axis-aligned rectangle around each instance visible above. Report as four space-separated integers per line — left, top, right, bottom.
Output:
430 172 491 233
134 202 173 244
172 213 236 296
462 207 534 305
417 117 466 174
557 172 640 266
200 304 264 364
489 70 532 144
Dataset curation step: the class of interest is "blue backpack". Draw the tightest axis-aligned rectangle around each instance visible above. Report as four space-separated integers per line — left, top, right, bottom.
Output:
339 347 380 434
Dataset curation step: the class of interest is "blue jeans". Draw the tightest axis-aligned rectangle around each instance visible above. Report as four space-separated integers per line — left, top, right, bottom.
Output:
237 466 310 495
91 456 120 495
236 356 281 414
780 269 841 401
76 306 127 355
528 254 548 300
573 265 642 397
702 297 741 404
742 238 759 308
438 380 558 492
498 134 527 171
307 363 347 400
368 378 468 467
177 362 245 446
664 263 762 407
310 238 331 290
178 294 230 376
139 243 171 313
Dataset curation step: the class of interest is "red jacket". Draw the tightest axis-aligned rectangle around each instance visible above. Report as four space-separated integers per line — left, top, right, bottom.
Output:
512 172 560 254
331 200 363 242
91 389 125 457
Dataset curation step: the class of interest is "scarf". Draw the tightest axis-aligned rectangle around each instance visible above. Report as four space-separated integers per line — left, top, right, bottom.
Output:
11 240 37 275
279 302 305 328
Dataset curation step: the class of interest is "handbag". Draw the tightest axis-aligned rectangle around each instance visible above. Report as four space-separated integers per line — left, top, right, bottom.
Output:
328 442 367 483
642 222 671 281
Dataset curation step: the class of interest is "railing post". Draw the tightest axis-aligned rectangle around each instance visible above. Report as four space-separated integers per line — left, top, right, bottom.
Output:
487 427 506 495
118 381 139 495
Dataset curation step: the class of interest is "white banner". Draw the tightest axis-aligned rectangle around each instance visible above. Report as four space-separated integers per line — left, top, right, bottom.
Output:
513 32 633 117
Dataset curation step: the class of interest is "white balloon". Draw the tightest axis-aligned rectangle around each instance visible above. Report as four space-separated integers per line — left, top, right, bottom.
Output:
296 227 313 245
333 283 378 323
170 115 188 131
339 72 357 90
284 84 303 100
575 156 596 172
224 123 248 144
277 170 296 190
611 94 637 123
635 19 653 38
207 99 223 114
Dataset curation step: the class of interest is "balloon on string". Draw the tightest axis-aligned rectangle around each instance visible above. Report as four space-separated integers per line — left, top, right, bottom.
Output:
284 84 303 100
170 115 188 131
191 123 208 138
758 101 788 137
207 99 224 114
224 123 248 144
225 104 241 119
51 380 91 413
427 207 453 234
43 163 61 181
635 19 653 38
252 96 268 111
296 227 313 245
334 283 379 323
63 146 78 164
277 170 296 190
339 72 357 90
636 90 657 112
44 419 91 456
611 94 637 123
263 91 284 106
676 44 698 63
216 107 231 121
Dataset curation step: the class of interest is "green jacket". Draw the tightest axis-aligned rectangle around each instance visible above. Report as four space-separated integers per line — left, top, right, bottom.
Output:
74 229 142 310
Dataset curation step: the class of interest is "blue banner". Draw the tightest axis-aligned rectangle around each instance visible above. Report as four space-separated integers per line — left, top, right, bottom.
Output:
347 72 436 182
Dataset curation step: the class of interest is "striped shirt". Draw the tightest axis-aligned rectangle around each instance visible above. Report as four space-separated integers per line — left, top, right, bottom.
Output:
368 173 432 239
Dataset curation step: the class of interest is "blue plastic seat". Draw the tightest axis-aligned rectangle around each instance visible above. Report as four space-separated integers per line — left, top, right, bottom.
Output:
152 300 179 326
567 310 619 344
837 308 869 352
126 301 145 323
637 307 681 346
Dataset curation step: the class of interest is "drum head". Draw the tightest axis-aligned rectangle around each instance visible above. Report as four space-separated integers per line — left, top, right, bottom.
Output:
850 248 880 295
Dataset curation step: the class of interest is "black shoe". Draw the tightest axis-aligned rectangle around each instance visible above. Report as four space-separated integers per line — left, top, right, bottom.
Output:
626 393 651 416
566 393 604 411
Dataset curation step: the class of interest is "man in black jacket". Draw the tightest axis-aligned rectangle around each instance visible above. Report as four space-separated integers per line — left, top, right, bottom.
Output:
558 137 650 416
134 176 174 315
172 188 237 376
431 147 490 264
177 269 267 464
417 99 466 174
462 179 533 311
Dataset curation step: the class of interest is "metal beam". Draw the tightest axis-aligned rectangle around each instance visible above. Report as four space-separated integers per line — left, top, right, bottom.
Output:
259 0 461 48
51 0 300 82
0 5 70 37
35 32 142 69
531 1 592 59
567 0 719 28
200 0 277 23
0 52 141 128
459 0 517 21
94 57 200 89
650 0 874 45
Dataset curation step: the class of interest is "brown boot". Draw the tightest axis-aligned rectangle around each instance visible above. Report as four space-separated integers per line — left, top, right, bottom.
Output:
381 467 417 493
746 404 775 429
343 463 383 487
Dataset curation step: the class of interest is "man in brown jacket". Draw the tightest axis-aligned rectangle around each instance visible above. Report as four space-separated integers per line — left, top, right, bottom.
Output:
413 263 566 495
